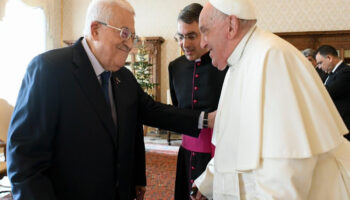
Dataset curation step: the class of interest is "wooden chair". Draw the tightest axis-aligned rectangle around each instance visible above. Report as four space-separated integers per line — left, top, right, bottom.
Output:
0 99 14 178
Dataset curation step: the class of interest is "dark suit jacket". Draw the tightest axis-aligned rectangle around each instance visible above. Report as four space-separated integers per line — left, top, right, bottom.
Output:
316 67 327 82
7 38 201 200
168 53 226 111
325 61 350 140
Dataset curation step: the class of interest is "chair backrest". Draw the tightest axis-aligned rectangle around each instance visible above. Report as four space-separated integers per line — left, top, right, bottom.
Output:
0 99 14 142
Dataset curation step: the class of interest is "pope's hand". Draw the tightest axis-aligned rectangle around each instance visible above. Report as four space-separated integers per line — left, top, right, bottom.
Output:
208 111 216 128
135 185 146 200
190 184 208 200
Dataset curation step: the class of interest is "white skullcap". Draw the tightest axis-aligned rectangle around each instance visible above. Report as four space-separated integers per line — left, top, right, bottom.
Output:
209 0 257 19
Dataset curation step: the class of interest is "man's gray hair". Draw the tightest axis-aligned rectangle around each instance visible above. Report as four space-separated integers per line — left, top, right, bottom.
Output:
302 48 317 59
83 0 135 37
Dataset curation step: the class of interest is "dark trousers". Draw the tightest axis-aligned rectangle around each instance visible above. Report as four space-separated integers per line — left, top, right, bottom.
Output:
174 146 211 200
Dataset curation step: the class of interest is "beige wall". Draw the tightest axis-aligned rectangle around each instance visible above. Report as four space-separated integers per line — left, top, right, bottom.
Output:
254 0 350 32
128 0 208 103
62 0 350 103
62 0 89 43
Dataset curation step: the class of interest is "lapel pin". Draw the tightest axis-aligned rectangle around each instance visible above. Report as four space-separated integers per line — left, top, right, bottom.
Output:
115 77 121 84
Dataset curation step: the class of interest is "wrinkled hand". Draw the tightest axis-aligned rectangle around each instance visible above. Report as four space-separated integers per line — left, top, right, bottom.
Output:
190 184 208 200
135 185 146 200
208 111 216 128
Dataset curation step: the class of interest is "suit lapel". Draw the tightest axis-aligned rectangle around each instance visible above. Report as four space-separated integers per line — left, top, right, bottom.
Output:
71 39 117 143
326 62 347 85
334 62 347 74
325 73 335 85
111 72 122 128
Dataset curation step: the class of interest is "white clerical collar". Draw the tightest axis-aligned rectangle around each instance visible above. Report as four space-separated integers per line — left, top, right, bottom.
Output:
332 60 343 73
227 25 257 67
81 38 106 77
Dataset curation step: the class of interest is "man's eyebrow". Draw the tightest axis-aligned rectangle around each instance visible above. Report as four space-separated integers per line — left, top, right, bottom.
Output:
186 32 197 35
177 31 197 35
199 26 207 33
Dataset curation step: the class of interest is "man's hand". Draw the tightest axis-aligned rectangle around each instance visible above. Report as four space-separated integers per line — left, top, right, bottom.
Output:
208 111 216 128
135 185 146 200
190 184 208 200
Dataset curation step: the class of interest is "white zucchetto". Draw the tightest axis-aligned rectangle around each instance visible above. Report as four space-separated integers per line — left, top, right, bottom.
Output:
209 0 257 19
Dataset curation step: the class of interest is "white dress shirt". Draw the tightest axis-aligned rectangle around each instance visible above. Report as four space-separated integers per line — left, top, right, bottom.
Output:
81 38 117 124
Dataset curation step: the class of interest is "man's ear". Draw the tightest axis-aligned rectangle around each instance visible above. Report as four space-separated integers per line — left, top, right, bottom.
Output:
90 21 102 40
227 15 239 39
327 55 333 63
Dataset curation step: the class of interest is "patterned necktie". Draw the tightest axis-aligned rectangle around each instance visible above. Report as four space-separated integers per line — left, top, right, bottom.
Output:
100 71 111 106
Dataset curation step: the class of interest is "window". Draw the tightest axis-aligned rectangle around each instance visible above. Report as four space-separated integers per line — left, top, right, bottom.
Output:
0 0 45 106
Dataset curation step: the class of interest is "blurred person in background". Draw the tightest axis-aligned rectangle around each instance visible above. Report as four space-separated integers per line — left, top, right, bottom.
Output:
316 45 350 141
302 48 327 82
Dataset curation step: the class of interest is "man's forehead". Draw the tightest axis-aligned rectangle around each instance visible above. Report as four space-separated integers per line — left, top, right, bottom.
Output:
177 21 200 33
315 54 324 63
198 15 206 30
199 18 209 33
110 14 135 31
315 53 322 59
199 4 213 30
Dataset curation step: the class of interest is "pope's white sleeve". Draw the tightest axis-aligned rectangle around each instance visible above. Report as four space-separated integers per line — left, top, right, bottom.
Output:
194 158 214 199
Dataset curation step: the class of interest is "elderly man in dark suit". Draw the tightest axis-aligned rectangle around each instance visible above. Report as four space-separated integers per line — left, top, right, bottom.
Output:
316 45 350 140
6 0 210 200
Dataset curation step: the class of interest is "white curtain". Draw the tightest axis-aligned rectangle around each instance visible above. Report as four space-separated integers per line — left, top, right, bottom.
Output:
21 0 62 50
0 0 61 105
0 0 46 105
0 0 61 50
0 0 8 20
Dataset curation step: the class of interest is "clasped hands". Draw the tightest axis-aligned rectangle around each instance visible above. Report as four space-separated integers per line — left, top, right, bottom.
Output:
134 185 146 200
190 184 208 200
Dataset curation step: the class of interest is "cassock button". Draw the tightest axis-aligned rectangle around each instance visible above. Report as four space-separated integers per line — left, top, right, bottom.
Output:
192 152 196 156
190 179 194 184
193 99 198 104
195 74 199 78
194 86 198 91
196 62 200 66
191 166 195 170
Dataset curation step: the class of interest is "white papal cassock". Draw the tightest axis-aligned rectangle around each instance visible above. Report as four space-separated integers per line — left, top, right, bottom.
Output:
195 25 350 199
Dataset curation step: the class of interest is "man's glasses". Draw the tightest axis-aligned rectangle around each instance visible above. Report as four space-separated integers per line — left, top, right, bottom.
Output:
174 33 198 42
97 21 138 42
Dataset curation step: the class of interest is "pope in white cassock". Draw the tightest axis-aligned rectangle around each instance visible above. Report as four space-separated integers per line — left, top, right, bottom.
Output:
191 0 350 199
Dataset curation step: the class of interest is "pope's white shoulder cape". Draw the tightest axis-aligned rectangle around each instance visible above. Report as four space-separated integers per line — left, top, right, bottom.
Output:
213 26 348 172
